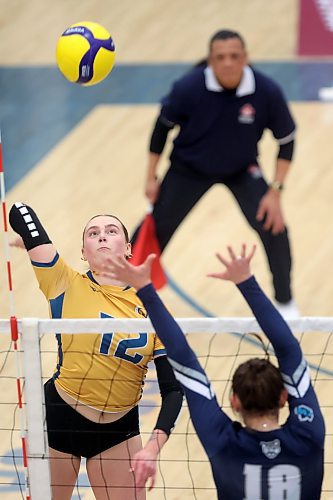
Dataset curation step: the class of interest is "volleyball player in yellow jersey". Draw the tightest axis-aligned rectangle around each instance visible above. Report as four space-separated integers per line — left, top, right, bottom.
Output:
9 202 183 500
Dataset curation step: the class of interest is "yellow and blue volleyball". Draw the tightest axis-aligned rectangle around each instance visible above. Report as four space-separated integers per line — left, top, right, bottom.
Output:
56 21 116 86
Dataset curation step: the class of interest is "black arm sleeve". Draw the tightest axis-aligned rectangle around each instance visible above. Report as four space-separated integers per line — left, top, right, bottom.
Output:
149 115 174 154
277 139 295 161
153 355 184 435
9 202 51 250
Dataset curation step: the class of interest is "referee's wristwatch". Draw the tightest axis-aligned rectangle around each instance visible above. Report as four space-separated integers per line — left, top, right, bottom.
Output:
270 180 284 192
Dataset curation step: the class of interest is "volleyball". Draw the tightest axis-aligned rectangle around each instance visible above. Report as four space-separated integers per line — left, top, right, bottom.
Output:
56 21 116 86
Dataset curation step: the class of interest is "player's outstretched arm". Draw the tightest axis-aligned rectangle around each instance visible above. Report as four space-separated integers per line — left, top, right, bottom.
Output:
103 254 230 459
208 243 298 351
210 245 325 443
208 244 300 370
9 202 56 263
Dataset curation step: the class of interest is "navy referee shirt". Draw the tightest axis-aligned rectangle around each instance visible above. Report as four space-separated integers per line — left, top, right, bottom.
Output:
160 65 296 176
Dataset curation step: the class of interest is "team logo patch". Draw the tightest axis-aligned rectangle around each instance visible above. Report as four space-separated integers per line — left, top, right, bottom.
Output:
260 439 281 459
238 103 256 124
135 306 147 318
294 404 314 422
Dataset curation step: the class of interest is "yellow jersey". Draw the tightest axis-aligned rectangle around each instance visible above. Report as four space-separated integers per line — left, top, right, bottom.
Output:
32 253 166 412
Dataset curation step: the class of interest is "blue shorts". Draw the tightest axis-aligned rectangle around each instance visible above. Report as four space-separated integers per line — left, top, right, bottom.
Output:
44 378 140 458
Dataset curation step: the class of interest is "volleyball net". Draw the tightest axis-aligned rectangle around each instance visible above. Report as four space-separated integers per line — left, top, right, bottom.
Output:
0 316 333 499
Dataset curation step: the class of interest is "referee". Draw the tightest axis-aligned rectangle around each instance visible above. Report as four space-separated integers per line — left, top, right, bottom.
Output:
132 29 298 318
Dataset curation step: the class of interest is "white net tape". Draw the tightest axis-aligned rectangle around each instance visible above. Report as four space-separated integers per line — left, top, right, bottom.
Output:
0 316 332 499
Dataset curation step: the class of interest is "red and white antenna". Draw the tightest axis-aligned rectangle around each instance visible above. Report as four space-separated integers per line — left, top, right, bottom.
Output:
0 129 31 499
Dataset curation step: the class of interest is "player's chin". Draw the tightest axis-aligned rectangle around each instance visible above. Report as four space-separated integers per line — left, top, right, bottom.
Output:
97 248 116 260
93 252 111 268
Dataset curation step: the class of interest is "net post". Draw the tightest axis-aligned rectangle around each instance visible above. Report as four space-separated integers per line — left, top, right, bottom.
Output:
21 318 51 499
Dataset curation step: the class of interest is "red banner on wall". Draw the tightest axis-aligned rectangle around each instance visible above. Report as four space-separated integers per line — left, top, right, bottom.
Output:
298 0 333 55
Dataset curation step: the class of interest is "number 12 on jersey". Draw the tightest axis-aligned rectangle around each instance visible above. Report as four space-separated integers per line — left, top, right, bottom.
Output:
99 312 148 364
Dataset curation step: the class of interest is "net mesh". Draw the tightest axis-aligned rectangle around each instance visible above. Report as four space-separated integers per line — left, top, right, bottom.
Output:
0 317 333 499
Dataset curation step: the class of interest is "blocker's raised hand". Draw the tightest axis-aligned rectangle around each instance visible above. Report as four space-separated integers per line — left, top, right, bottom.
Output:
207 244 256 284
103 253 156 290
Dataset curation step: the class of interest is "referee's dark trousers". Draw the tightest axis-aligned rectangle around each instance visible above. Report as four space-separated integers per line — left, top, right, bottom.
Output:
131 162 292 304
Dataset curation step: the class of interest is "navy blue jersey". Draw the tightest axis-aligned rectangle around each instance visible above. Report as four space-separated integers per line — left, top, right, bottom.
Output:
160 65 296 176
137 278 325 500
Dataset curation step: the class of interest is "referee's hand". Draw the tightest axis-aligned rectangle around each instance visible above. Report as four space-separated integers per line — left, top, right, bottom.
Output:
256 190 285 234
145 176 160 204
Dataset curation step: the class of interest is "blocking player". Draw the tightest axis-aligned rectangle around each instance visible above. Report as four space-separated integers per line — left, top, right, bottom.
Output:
9 202 183 500
105 245 325 499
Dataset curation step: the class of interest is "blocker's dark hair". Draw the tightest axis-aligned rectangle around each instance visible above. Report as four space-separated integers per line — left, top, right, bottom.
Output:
232 358 284 414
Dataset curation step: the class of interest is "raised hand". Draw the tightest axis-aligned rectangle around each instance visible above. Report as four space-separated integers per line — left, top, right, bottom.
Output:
207 244 256 284
102 253 156 290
